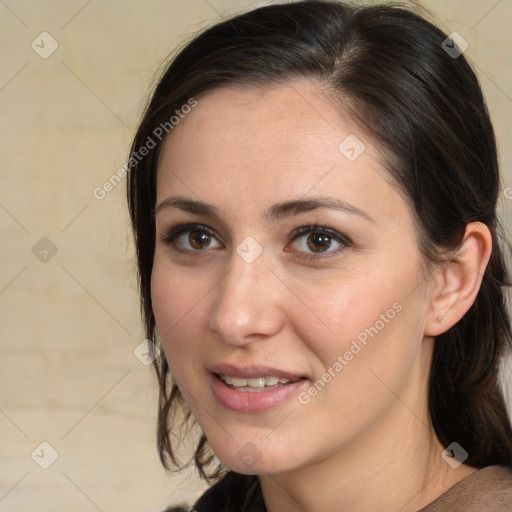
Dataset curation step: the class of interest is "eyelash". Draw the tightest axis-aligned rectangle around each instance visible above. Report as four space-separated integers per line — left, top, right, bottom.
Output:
159 222 353 262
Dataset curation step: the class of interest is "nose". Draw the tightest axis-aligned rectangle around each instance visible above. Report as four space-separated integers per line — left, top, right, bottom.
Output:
208 248 287 347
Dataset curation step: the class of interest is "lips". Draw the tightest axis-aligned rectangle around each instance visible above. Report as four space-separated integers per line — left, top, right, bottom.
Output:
209 363 308 412
210 363 305 382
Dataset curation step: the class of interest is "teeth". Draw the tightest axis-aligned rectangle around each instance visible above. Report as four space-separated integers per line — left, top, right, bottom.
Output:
248 377 266 388
219 374 296 389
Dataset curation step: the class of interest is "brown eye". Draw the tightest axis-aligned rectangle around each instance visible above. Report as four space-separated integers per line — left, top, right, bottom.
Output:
287 224 352 259
188 230 213 250
307 233 332 253
160 224 222 252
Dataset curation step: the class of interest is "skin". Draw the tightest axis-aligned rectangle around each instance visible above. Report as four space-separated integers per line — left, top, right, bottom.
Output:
151 83 491 512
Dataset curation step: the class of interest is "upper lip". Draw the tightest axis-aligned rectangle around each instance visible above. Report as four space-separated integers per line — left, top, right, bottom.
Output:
210 363 305 381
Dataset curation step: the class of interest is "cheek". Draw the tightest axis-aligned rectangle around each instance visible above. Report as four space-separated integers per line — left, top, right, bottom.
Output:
312 274 426 398
290 268 410 363
150 258 210 374
290 259 427 413
287 277 425 450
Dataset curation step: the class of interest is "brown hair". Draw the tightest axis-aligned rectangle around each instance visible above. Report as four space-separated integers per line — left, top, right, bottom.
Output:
127 0 512 490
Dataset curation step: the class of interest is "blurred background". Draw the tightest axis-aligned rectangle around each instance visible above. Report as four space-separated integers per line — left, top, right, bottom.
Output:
0 0 511 510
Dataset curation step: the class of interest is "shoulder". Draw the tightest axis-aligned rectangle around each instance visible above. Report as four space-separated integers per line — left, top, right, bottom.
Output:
419 465 512 512
163 471 266 512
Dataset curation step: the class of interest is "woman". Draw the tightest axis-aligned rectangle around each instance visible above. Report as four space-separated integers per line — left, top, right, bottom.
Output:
126 1 512 510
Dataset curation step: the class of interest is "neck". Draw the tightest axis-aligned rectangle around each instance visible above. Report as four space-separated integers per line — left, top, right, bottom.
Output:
259 376 476 512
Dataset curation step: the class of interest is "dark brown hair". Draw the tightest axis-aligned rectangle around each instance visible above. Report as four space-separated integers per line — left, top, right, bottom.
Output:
127 0 512 500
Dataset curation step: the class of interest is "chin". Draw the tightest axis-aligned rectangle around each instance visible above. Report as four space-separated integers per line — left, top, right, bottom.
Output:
212 442 302 476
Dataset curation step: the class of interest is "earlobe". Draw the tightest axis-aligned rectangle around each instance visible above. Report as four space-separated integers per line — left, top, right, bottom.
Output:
425 222 492 337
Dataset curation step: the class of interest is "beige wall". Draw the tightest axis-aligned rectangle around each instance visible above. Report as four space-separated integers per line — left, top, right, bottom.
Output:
0 1 510 510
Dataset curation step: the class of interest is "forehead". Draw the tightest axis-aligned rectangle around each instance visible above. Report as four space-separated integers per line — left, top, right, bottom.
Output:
160 83 355 171
156 84 410 230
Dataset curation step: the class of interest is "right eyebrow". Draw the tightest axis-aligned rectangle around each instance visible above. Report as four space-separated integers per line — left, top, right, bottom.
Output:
154 197 220 218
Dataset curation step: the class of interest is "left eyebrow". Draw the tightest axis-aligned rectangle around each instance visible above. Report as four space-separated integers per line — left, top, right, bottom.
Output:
154 195 374 224
264 196 374 224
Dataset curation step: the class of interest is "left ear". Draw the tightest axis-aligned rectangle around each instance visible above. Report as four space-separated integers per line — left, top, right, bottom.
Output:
425 222 492 336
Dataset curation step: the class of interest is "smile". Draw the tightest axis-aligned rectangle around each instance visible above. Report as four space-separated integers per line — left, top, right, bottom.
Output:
210 371 308 413
218 374 297 391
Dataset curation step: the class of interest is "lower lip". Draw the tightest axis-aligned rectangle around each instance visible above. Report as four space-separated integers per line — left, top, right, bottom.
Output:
210 373 308 413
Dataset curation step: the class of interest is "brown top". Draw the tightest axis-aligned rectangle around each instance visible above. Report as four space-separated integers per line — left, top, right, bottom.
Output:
419 465 512 511
165 465 512 512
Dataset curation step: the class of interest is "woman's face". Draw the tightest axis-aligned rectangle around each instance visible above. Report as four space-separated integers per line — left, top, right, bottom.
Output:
151 84 435 474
